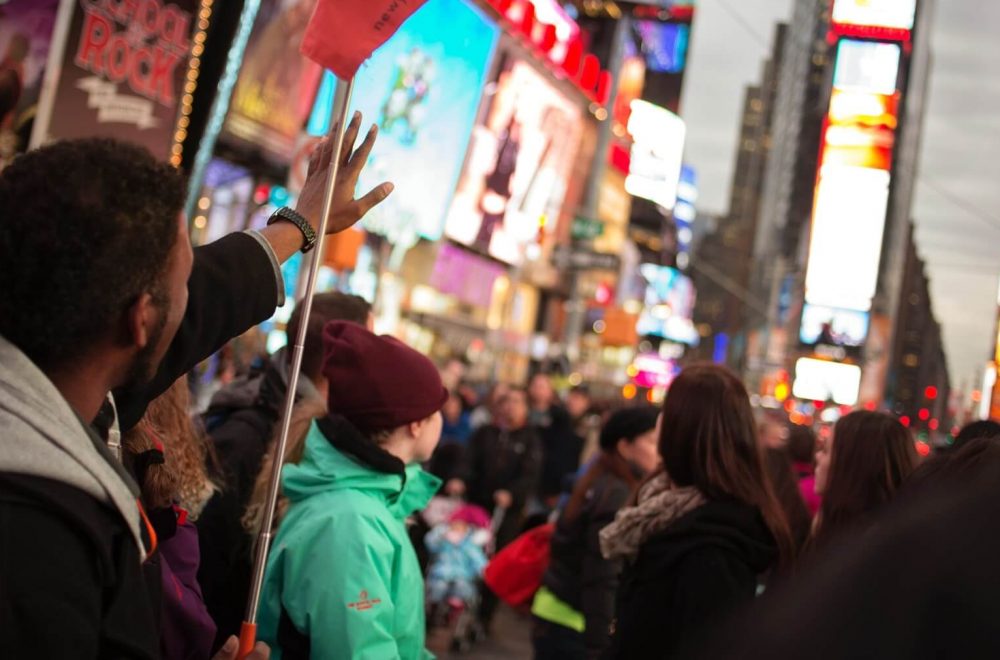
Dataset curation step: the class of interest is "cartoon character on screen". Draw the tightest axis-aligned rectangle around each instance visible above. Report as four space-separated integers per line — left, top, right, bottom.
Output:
381 47 435 145
425 504 490 613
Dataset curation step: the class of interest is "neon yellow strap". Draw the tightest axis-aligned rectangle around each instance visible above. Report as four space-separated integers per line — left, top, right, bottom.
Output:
531 586 586 633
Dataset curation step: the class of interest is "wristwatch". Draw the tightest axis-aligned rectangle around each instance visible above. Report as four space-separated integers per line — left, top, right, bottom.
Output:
267 206 317 253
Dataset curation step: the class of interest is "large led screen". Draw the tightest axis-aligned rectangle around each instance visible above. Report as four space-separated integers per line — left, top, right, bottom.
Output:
625 100 685 211
444 55 584 265
804 166 890 311
635 263 698 345
793 358 862 406
224 0 322 161
832 0 916 31
834 40 901 95
800 303 870 348
634 21 689 74
343 0 499 242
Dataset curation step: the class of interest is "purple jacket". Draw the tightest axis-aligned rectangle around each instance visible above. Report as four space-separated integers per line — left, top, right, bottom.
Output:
159 520 217 660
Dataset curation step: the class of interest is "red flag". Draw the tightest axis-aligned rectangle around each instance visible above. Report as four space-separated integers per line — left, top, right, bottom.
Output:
300 0 429 79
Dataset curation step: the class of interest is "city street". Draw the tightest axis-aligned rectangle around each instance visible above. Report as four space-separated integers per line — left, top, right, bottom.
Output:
428 606 532 659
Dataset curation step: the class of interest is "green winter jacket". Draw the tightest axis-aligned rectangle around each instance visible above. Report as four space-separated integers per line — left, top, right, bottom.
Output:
258 417 441 659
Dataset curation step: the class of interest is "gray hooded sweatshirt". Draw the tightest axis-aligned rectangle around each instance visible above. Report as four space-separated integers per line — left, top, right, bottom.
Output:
0 334 146 559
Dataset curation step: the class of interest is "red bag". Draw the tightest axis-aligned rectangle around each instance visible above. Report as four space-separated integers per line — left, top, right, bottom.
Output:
483 523 555 608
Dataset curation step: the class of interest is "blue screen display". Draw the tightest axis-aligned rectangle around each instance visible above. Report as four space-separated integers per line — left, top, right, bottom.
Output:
308 0 499 242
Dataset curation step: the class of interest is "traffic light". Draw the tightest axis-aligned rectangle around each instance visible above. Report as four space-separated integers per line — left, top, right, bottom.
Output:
925 386 938 400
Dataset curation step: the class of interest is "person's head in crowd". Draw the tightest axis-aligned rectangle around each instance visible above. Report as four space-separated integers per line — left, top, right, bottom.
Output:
487 382 511 416
812 410 917 548
440 356 468 391
0 139 189 414
566 385 592 420
322 321 446 465
529 372 555 410
659 364 796 564
284 291 371 399
952 420 1000 451
787 423 817 467
499 388 530 431
906 435 1000 492
443 391 464 424
124 378 214 518
562 406 660 523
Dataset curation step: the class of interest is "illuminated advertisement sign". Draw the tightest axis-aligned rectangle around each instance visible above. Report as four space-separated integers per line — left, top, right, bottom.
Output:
833 40 901 94
635 263 699 345
802 35 901 319
804 165 891 311
625 100 685 211
631 352 679 389
832 0 916 33
35 0 201 161
800 303 870 348
444 55 585 265
634 21 689 74
793 358 862 406
345 0 499 243
225 0 322 162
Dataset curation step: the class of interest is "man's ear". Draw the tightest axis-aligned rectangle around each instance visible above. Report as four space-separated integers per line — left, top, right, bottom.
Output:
126 292 157 350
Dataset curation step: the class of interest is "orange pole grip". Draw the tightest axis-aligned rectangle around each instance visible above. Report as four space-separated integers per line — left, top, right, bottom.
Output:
237 621 257 659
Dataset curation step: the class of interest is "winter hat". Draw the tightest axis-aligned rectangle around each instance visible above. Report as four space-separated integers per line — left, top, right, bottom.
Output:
450 504 491 530
599 407 660 451
322 321 448 433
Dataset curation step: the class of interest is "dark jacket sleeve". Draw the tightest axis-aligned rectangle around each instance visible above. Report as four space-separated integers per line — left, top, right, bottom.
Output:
115 233 281 430
580 483 630 657
509 429 543 509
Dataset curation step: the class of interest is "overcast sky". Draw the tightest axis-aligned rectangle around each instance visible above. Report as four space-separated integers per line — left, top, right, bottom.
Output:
680 0 1000 391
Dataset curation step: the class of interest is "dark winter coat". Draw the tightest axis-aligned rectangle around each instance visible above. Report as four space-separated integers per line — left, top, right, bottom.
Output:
693 461 1000 660
197 350 321 651
463 424 542 547
543 469 633 657
608 500 777 659
534 405 585 499
0 232 281 659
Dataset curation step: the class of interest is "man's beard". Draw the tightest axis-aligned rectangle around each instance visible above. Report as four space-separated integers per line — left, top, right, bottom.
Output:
122 297 169 390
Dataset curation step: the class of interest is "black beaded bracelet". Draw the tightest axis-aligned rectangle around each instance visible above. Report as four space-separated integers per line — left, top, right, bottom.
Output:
267 206 318 254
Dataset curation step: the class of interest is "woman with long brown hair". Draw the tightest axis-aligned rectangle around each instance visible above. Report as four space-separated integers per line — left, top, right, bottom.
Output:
811 410 918 549
532 407 661 659
123 378 218 660
601 364 794 659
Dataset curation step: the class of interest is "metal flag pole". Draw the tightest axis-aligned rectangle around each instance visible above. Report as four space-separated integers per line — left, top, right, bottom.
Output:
238 75 356 659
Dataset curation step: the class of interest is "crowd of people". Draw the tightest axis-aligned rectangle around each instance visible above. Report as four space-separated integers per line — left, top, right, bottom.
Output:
4 134 1000 660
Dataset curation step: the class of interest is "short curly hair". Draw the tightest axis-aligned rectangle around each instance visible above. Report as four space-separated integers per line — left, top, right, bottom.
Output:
0 138 185 369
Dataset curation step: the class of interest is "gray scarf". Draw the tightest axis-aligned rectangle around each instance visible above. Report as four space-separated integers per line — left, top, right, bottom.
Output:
599 472 706 562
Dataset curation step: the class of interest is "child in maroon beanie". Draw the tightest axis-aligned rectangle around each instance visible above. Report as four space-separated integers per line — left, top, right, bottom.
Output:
257 321 447 659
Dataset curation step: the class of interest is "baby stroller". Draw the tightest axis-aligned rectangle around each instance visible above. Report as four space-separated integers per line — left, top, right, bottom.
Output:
423 499 506 653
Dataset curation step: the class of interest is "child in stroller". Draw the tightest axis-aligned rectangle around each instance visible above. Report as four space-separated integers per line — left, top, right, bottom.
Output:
425 503 492 650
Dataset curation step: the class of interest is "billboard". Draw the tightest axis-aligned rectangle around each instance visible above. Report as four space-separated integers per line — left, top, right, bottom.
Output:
800 303 870 348
32 0 200 160
804 166 891 311
793 358 862 406
832 0 916 32
625 99 685 211
833 40 901 95
344 0 499 243
224 0 322 162
633 21 689 74
444 55 585 265
635 263 698 345
802 34 901 316
0 1 60 166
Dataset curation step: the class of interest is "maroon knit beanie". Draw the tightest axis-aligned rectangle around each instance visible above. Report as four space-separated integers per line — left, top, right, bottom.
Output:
321 321 448 433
